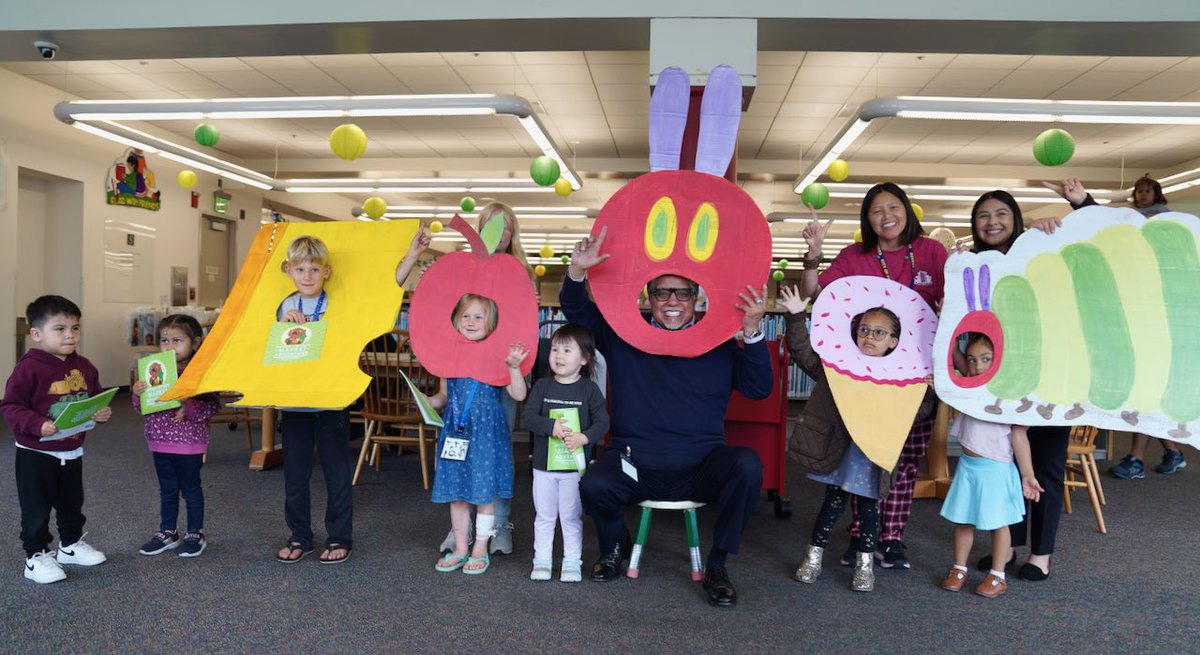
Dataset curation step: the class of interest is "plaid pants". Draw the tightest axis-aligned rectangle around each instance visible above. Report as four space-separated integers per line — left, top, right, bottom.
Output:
849 414 933 543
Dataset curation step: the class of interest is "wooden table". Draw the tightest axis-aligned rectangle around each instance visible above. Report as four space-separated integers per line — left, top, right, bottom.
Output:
248 407 283 471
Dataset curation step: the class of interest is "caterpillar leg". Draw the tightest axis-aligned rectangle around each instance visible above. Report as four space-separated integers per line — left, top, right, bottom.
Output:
1120 411 1139 426
1064 403 1085 420
985 399 1003 415
1036 404 1055 420
1169 424 1191 440
1016 397 1033 413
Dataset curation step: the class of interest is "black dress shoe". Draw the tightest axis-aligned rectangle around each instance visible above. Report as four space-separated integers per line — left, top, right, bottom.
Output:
590 533 632 582
1017 562 1050 581
702 565 737 607
976 552 1017 572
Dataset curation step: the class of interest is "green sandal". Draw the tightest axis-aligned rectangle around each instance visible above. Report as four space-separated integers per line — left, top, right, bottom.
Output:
463 555 490 575
436 554 468 572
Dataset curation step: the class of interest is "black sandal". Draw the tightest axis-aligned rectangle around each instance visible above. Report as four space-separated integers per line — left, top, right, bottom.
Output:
319 543 352 565
276 541 313 564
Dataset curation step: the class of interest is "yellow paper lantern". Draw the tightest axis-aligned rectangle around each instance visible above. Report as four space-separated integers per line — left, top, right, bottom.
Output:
539 245 554 259
177 170 198 189
363 196 387 220
853 228 863 243
534 264 547 277
330 124 368 161
554 178 572 197
430 221 444 233
911 203 925 222
827 159 849 182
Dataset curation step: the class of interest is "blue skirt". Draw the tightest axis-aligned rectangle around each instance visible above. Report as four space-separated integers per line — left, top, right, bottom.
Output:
940 455 1025 531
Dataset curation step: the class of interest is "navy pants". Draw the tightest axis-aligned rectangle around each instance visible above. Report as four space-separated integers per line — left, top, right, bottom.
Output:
15 449 85 556
1009 425 1069 555
282 410 354 549
152 452 204 534
580 445 762 556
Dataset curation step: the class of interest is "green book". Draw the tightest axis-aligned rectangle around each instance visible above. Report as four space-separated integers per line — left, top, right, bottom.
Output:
547 407 587 472
47 387 119 441
400 369 444 428
263 320 327 366
137 351 182 415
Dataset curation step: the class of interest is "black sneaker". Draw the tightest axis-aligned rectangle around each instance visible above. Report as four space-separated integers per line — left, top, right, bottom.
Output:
178 532 206 558
139 530 180 556
876 540 910 569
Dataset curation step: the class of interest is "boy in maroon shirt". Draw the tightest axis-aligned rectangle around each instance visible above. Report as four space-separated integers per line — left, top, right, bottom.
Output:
1 296 112 583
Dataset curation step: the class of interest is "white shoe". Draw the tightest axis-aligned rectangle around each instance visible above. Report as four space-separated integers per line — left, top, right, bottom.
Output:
24 551 66 584
560 559 583 583
57 535 107 566
530 558 552 581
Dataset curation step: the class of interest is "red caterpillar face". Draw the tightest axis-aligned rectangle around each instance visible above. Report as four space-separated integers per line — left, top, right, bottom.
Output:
587 170 771 356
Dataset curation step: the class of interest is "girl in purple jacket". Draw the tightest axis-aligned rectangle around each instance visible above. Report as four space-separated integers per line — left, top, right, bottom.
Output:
132 315 221 558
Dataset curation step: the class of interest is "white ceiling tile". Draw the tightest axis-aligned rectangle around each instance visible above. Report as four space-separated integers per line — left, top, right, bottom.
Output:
112 59 190 74
745 100 782 117
1092 56 1185 72
801 52 880 67
239 56 317 71
846 86 918 104
925 68 1010 92
949 54 1032 69
986 69 1081 98
85 74 171 93
199 70 291 94
179 58 254 72
775 102 842 118
588 64 646 85
2 62 68 74
602 114 647 130
521 64 591 84
454 65 528 85
1165 58 1200 72
758 51 808 66
770 116 828 132
875 53 955 69
59 61 133 75
600 100 647 116
264 69 350 94
514 52 587 65
1019 55 1107 71
539 99 606 116
534 84 599 101
441 52 517 66
403 81 473 94
1112 71 1200 101
756 64 798 85
1047 71 1147 100
793 66 869 87
139 72 231 94
386 66 464 86
585 51 649 65
330 68 409 95
371 52 447 66
28 74 106 94
864 67 940 88
740 116 775 131
783 84 856 104
749 84 789 103
124 90 187 99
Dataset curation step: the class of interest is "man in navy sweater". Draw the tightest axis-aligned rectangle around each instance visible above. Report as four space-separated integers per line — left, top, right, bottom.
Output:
562 228 772 607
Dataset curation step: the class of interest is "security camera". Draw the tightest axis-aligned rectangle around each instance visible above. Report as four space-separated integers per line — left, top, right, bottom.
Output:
34 40 59 60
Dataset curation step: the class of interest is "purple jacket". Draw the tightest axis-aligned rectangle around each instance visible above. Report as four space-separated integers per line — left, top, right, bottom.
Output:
132 389 222 456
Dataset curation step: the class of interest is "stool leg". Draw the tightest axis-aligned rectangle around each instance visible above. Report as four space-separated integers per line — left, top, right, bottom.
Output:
627 508 653 579
685 508 703 581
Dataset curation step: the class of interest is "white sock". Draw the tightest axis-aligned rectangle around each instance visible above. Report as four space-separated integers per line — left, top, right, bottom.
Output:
989 569 1006 581
475 513 496 541
953 564 968 572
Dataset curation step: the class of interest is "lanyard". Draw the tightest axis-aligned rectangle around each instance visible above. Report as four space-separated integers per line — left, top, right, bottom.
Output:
451 379 479 436
876 244 916 289
299 291 327 321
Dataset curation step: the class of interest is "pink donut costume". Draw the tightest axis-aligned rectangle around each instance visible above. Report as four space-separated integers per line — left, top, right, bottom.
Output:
811 276 938 469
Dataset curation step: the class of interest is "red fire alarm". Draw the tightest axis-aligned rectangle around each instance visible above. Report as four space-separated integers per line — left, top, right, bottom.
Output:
189 287 196 300
191 191 199 208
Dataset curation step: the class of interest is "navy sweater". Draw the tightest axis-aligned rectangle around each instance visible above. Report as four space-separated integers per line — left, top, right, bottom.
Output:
560 276 773 463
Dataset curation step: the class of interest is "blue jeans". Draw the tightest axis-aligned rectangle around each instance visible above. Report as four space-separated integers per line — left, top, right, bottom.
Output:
152 452 204 534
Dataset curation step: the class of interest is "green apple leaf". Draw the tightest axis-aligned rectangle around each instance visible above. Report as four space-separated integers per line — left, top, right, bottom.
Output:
480 215 505 254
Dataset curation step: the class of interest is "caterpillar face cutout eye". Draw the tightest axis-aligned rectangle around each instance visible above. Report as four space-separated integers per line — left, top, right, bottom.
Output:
686 203 719 262
644 197 677 262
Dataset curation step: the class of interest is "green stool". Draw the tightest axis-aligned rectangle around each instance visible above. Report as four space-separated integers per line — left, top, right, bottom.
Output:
626 500 706 581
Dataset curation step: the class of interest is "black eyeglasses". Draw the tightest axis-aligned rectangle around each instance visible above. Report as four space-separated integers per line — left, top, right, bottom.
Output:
648 287 695 302
856 326 896 341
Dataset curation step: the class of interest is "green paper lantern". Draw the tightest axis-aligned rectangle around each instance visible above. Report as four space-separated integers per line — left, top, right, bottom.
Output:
777 259 789 270
772 270 785 282
561 255 570 265
363 196 387 220
1033 128 1075 167
330 123 368 161
460 197 476 212
193 124 219 147
801 183 829 210
530 156 561 187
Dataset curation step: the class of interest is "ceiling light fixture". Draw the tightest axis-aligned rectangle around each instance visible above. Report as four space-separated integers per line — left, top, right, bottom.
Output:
795 96 1200 193
56 94 582 193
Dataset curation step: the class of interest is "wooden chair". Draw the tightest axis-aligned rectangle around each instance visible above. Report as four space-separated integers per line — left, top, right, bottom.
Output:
209 392 259 449
354 330 438 489
1064 425 1107 534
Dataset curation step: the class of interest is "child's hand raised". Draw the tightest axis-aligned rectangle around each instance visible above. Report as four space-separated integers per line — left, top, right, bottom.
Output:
777 285 810 315
505 342 530 369
281 309 307 323
1021 475 1044 502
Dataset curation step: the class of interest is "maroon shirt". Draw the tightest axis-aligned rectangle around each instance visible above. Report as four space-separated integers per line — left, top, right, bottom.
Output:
1 349 102 452
819 236 948 309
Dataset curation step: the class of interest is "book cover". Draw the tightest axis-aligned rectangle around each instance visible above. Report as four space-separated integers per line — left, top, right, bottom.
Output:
138 351 182 415
547 407 586 472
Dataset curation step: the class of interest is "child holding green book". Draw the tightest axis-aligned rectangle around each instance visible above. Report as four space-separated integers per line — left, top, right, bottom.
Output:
520 324 609 582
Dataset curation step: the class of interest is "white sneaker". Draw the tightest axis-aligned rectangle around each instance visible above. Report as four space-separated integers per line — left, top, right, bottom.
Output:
530 559 553 581
57 535 107 566
24 551 66 584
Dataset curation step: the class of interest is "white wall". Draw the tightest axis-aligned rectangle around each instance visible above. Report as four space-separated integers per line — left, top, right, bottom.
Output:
0 67 347 385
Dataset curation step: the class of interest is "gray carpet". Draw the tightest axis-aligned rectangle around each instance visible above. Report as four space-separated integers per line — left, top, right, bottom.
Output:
0 395 1196 654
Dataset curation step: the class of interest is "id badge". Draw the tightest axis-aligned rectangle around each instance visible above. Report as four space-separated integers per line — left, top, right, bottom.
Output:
441 437 469 461
620 450 638 482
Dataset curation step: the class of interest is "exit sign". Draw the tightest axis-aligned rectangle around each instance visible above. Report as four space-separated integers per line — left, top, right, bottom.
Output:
213 190 232 214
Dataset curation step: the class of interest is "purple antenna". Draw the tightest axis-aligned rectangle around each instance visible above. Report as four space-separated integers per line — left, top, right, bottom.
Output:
963 267 977 312
979 265 992 310
648 67 689 172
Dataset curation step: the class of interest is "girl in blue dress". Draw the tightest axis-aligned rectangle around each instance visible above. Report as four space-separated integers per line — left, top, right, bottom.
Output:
426 293 528 574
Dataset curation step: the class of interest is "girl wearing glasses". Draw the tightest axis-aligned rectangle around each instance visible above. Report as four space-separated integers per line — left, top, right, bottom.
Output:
779 285 936 592
797 182 947 571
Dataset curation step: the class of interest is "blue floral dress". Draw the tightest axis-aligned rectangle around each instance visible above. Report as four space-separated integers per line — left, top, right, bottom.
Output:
431 378 514 504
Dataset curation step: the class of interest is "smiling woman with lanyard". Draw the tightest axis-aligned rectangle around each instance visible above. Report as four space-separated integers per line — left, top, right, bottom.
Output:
799 182 948 570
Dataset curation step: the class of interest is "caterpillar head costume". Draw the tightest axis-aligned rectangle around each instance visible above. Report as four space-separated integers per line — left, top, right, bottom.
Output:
585 65 771 357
